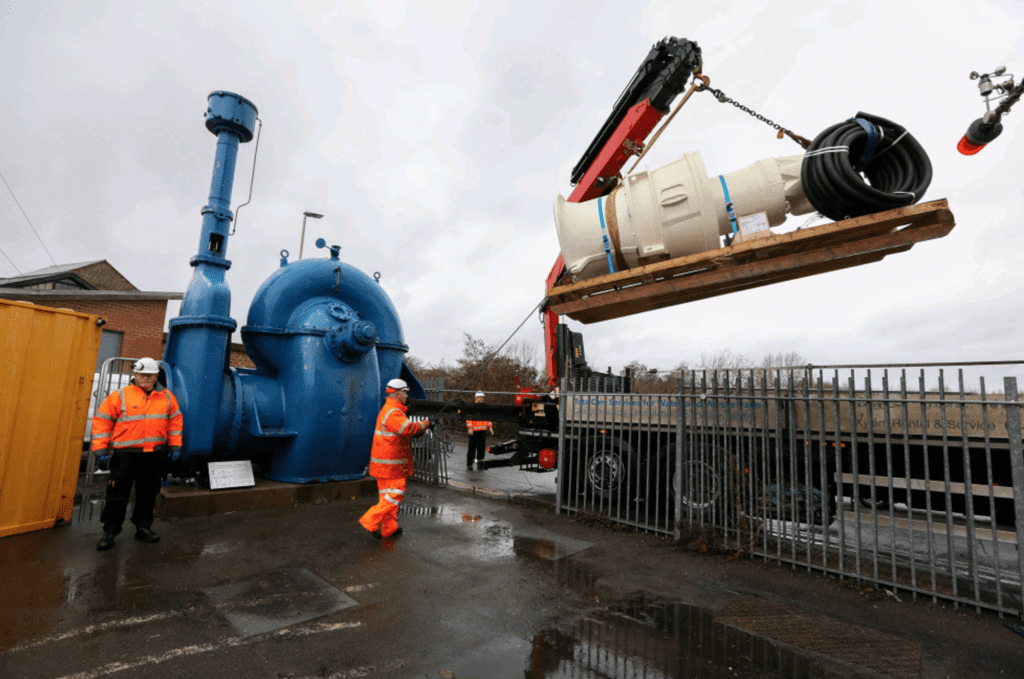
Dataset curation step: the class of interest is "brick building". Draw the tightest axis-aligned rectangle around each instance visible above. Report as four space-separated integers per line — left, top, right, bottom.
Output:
0 261 183 368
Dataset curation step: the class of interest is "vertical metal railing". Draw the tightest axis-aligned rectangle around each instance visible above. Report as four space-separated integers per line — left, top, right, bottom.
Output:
1004 378 1024 612
556 364 1024 617
410 378 449 485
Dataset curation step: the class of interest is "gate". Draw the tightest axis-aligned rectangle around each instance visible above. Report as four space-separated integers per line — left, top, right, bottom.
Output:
557 364 1024 618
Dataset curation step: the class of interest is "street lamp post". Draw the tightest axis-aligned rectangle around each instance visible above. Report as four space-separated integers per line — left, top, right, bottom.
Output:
299 211 323 259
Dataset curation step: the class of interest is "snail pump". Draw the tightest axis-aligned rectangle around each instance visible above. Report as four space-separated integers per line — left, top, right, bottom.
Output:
163 91 424 483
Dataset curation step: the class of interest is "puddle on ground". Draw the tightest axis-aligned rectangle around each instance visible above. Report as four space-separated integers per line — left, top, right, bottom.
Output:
398 503 496 529
512 527 593 561
396 503 445 518
446 594 855 679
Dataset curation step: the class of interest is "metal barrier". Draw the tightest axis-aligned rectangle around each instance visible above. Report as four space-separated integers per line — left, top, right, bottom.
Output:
83 357 139 487
409 378 450 485
557 365 1024 618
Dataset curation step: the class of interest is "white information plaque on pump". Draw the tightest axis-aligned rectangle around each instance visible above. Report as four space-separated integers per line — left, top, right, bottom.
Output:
208 460 256 490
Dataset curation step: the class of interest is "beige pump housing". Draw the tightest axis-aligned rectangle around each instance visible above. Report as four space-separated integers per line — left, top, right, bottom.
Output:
554 152 815 280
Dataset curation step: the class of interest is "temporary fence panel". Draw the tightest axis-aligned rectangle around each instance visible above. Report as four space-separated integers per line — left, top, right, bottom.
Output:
409 377 450 485
557 365 1024 618
83 357 136 487
0 299 103 538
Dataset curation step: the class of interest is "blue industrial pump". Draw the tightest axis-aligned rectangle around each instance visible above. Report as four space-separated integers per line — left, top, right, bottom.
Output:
163 91 425 482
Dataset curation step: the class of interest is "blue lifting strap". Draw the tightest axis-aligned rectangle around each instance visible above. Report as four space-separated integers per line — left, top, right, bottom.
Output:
718 176 739 245
851 117 880 172
597 196 615 274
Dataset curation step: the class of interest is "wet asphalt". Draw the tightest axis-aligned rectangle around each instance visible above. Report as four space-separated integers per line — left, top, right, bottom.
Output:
2 440 1023 678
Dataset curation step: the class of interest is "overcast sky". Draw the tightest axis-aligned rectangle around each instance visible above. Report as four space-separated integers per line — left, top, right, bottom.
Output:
2 0 1023 382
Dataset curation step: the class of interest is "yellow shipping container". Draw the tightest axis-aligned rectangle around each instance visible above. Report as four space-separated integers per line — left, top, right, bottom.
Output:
0 299 102 538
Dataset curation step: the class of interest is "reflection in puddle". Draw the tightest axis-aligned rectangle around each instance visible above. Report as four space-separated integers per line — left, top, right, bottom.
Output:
512 527 593 561
525 595 843 679
396 503 444 518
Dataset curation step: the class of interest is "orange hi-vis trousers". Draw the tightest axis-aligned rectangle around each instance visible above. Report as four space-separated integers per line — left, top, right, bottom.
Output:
359 478 406 537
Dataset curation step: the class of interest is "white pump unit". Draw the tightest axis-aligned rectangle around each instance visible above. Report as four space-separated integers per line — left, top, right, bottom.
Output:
554 152 815 280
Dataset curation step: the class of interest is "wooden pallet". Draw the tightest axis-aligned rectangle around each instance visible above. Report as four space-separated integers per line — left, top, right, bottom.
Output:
547 199 955 324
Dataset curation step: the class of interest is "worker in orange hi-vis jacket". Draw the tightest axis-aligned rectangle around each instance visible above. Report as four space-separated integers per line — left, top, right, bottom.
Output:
359 378 432 539
465 391 494 470
92 357 183 551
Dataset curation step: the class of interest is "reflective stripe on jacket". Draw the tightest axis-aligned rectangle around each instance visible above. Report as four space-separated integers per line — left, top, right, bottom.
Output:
368 397 427 479
91 383 183 453
466 420 492 433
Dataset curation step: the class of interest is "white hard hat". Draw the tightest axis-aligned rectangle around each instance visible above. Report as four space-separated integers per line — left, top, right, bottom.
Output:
133 357 160 374
475 392 485 398
386 378 409 392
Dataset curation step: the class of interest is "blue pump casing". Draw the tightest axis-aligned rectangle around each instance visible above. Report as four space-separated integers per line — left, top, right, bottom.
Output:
163 91 424 482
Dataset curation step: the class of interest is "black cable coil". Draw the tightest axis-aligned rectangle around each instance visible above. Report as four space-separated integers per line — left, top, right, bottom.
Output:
800 112 932 221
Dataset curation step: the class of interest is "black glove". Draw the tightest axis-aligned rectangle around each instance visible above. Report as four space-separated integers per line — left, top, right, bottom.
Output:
168 446 182 462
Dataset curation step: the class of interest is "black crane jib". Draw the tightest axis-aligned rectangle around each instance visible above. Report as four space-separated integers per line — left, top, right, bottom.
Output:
569 36 702 187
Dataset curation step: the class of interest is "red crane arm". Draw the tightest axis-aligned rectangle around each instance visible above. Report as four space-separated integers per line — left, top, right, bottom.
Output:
544 99 665 386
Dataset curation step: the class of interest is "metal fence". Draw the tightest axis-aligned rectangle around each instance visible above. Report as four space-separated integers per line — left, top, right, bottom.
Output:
557 364 1024 618
409 377 450 485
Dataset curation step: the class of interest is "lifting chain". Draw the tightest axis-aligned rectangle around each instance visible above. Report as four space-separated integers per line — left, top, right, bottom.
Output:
697 79 812 150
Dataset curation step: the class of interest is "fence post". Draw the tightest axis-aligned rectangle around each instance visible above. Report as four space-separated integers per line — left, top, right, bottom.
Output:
556 376 568 514
675 373 685 541
1003 377 1024 617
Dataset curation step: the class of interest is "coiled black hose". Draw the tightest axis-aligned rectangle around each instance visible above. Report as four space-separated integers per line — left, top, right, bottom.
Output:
800 112 932 221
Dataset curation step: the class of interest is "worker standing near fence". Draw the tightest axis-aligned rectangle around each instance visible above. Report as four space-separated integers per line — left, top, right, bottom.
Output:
92 358 183 551
465 391 494 470
359 378 432 539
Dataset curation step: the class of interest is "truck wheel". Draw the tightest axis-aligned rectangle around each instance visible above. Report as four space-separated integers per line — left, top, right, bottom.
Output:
658 441 722 513
675 460 720 512
583 435 633 501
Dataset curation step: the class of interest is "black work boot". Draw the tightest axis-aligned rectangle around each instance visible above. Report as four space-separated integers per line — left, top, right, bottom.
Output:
96 532 116 551
134 527 160 543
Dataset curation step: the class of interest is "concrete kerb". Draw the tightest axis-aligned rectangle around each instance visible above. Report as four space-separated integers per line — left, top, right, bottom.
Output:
445 478 555 509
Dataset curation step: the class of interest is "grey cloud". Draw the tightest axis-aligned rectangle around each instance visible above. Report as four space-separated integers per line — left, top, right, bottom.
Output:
492 46 581 147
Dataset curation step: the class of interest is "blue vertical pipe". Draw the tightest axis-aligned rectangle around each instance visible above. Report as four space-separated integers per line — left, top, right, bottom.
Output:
164 91 257 458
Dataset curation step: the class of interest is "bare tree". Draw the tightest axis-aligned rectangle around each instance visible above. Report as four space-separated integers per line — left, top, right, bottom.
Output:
758 351 808 389
760 351 807 370
699 348 752 371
